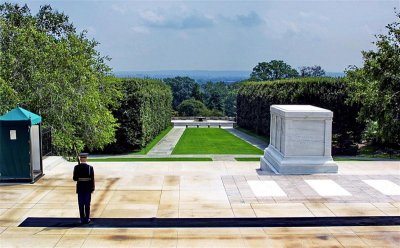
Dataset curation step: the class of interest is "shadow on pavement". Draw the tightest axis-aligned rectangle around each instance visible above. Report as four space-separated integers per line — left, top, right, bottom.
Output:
18 216 400 228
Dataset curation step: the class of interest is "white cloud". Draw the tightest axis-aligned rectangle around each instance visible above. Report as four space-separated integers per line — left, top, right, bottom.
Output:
139 8 214 30
111 4 126 14
299 11 311 18
265 19 303 39
233 11 265 27
131 26 149 34
140 10 165 25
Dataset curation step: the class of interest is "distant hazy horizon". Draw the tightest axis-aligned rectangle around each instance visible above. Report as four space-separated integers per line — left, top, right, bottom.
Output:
113 70 345 83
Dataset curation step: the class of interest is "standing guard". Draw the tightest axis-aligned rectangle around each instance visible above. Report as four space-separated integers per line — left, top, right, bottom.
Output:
73 153 95 224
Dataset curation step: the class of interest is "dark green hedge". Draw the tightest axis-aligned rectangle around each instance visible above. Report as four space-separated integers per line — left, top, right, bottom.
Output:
108 78 172 153
237 77 363 155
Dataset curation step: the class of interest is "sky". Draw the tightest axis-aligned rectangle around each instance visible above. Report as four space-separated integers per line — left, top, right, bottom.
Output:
9 0 400 72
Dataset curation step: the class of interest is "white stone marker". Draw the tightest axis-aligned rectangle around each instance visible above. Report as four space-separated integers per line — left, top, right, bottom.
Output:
260 105 338 174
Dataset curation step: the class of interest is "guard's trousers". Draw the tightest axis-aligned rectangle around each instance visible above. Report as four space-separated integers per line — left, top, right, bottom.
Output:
78 192 91 223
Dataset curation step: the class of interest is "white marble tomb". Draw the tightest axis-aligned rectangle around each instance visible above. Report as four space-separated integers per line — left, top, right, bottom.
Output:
260 105 338 174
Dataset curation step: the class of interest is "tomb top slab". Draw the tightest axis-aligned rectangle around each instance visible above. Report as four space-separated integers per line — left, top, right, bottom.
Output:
271 105 333 118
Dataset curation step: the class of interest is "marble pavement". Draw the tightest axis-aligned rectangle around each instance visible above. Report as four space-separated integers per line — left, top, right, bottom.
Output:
0 158 399 247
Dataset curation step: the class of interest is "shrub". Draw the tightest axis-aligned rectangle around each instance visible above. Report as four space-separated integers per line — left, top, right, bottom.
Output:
237 77 363 155
177 98 209 116
107 78 172 153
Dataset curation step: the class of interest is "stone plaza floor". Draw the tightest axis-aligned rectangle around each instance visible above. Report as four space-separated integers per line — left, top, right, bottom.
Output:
0 158 399 247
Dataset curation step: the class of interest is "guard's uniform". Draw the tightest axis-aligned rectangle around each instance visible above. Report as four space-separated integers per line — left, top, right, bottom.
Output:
73 162 95 224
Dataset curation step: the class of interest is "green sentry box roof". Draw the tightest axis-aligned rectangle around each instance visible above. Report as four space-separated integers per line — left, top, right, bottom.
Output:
0 107 42 125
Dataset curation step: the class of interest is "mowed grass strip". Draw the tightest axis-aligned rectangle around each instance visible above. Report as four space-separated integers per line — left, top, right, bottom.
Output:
172 128 263 155
235 157 261 161
89 157 212 162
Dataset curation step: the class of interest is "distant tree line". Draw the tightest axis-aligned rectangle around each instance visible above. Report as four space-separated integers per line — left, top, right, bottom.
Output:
163 62 327 119
164 77 239 117
249 60 326 81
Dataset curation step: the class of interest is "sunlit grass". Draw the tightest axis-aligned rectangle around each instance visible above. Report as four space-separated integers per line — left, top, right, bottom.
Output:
172 128 263 155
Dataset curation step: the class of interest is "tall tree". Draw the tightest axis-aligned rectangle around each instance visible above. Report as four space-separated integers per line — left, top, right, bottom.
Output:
299 65 326 77
35 4 75 38
347 11 400 145
0 3 31 28
250 60 299 81
202 82 226 113
0 3 121 156
200 81 239 116
224 83 239 117
164 76 201 109
0 77 18 114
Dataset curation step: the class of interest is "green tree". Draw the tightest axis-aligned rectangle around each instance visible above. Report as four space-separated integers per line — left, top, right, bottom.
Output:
224 83 240 117
36 4 75 38
0 77 18 114
164 76 201 109
299 65 325 77
0 3 121 157
250 60 299 81
177 98 209 117
200 81 239 117
0 3 31 28
201 82 226 113
347 11 400 145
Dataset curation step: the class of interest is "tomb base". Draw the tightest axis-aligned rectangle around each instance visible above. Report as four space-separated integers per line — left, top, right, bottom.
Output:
261 146 338 174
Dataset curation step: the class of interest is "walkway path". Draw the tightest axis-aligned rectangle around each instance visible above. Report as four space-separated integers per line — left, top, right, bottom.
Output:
225 127 268 150
147 127 185 156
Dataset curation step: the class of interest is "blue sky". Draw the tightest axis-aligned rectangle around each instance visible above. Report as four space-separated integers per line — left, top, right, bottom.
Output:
10 0 399 72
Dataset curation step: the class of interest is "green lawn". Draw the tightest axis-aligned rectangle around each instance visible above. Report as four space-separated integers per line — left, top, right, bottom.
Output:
172 128 263 155
131 126 173 155
89 157 212 162
235 157 261 161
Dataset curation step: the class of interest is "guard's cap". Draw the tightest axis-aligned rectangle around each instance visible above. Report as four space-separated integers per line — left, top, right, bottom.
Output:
79 153 89 158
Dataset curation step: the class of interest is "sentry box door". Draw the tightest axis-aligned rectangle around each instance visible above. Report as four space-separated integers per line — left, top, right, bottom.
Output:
0 121 31 179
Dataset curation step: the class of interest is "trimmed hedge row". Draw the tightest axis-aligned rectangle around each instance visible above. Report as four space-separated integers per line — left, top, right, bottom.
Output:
108 78 172 153
237 77 363 154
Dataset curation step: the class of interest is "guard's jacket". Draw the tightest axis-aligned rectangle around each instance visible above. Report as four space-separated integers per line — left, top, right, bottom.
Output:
73 163 95 194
